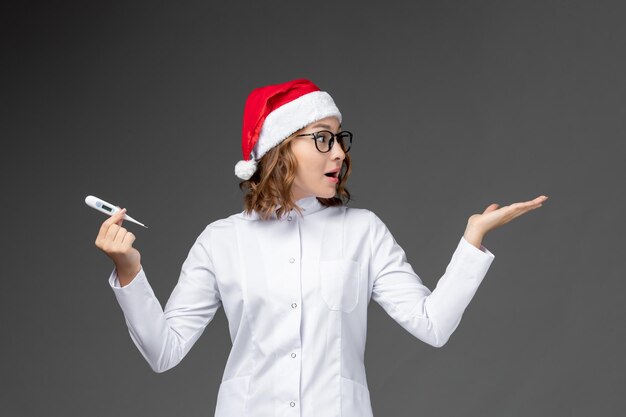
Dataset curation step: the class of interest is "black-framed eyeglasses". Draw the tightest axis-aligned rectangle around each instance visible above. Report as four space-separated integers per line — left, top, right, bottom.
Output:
295 130 353 153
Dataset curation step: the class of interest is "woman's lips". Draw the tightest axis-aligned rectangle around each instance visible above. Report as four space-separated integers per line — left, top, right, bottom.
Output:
325 175 339 183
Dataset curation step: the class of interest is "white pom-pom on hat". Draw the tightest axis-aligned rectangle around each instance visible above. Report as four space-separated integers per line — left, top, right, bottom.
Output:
235 159 258 180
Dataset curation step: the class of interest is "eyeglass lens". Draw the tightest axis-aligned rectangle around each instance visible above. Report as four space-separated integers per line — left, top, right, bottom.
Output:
314 131 352 153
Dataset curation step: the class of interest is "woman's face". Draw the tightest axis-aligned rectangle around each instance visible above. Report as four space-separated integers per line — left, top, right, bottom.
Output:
290 116 346 201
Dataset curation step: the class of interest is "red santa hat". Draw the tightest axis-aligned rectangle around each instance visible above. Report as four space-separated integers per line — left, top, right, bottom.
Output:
235 78 342 180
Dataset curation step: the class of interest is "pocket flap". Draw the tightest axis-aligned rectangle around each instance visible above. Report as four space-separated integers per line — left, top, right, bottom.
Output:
319 259 360 313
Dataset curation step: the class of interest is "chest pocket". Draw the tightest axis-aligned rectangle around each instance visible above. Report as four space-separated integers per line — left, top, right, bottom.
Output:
319 259 360 313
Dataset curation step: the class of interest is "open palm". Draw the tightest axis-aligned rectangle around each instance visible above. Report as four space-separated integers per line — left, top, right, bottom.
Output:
468 195 549 236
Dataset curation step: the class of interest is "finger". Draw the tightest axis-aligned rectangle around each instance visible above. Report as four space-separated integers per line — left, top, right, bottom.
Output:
97 223 117 252
100 209 125 234
520 198 545 211
99 207 121 231
508 204 536 219
482 203 499 214
122 231 136 247
104 223 122 246
511 202 543 220
115 207 126 226
522 196 547 207
510 200 540 212
113 226 128 244
103 207 126 226
97 208 127 242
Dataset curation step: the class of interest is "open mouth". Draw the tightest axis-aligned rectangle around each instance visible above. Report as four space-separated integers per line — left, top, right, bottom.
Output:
324 170 340 183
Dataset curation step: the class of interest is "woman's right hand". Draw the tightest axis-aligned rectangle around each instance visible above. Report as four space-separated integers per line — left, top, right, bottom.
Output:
95 207 142 286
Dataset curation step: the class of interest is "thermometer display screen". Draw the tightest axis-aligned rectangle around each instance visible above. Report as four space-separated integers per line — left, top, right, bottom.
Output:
102 204 112 212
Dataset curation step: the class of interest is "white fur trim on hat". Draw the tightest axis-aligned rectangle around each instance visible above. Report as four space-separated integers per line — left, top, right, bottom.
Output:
254 90 342 160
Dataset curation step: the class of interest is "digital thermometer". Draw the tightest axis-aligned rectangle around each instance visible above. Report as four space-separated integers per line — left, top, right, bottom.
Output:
85 195 148 228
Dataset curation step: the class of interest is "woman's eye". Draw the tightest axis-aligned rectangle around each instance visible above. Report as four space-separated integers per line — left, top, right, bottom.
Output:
315 133 329 142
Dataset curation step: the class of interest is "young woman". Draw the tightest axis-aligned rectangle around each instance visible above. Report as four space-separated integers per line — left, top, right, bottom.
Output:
95 78 548 417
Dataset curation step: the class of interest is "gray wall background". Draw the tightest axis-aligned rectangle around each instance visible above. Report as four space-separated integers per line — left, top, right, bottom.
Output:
3 0 624 416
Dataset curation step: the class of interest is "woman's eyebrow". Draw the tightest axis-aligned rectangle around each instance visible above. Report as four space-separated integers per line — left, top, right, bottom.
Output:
311 123 342 130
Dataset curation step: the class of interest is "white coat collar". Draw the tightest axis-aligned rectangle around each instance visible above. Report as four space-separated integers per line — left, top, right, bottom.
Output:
238 196 326 221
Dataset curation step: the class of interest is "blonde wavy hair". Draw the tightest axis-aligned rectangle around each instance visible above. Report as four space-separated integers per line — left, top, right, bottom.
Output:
239 133 353 221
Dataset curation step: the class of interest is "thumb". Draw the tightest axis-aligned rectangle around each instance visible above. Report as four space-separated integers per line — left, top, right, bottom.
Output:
483 203 499 214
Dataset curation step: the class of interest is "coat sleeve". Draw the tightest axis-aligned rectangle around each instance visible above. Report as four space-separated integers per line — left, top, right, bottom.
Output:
108 225 222 372
369 211 495 347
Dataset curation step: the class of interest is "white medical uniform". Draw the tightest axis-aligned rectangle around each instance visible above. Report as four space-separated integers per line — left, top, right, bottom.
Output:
109 196 495 417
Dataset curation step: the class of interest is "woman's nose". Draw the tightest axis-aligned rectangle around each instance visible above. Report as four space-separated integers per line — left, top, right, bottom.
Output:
330 141 346 161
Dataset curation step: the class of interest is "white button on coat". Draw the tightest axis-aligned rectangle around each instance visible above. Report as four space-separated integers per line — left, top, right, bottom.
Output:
109 196 495 417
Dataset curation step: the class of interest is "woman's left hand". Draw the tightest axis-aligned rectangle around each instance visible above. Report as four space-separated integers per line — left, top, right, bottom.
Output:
463 195 549 248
